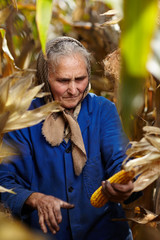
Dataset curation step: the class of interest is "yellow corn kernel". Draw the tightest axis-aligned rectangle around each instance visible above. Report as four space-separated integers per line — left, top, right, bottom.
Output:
90 169 135 208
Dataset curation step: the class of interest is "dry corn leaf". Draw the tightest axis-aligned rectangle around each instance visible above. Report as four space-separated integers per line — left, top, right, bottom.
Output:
125 146 157 162
0 70 61 147
0 70 62 194
100 9 122 26
4 101 61 132
0 6 12 25
100 16 123 26
0 142 19 163
124 152 160 172
132 224 160 240
2 47 17 77
0 78 10 113
0 186 15 194
100 10 119 17
0 151 17 163
133 161 160 192
122 126 160 192
36 92 50 98
112 206 160 225
90 126 160 208
0 212 45 240
5 77 39 114
11 0 18 10
0 71 62 134
0 112 9 136
143 126 160 135
145 135 160 151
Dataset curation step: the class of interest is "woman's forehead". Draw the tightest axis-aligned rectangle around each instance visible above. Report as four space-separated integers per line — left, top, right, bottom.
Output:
49 53 87 70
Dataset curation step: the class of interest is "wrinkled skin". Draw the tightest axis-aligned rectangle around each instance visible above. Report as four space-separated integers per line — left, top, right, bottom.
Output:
25 192 74 234
101 180 134 202
25 182 133 234
25 182 134 234
48 53 89 110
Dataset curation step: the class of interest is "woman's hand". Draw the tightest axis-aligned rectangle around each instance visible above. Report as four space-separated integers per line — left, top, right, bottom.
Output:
25 192 74 234
101 180 134 203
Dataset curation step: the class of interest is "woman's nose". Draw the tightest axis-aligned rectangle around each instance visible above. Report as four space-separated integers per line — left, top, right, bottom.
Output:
68 81 77 95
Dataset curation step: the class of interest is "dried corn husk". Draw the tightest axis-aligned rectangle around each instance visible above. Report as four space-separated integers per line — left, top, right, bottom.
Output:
0 70 62 136
113 206 160 226
122 126 160 192
0 212 45 240
0 70 62 193
100 10 122 26
0 186 15 194
90 125 160 208
0 72 61 134
0 143 18 163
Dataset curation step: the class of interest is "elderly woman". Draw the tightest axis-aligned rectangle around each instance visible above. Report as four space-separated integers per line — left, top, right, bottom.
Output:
0 37 136 240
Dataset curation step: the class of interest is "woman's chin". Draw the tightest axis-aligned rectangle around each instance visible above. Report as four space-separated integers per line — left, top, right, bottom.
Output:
61 101 78 110
64 105 76 110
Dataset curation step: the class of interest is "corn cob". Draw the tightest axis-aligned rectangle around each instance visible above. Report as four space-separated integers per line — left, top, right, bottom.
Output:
90 169 135 208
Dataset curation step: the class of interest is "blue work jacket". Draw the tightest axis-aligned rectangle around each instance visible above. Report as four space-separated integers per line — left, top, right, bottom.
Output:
0 93 134 240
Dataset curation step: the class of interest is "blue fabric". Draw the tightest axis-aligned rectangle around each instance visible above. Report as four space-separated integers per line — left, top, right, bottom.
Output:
0 93 136 240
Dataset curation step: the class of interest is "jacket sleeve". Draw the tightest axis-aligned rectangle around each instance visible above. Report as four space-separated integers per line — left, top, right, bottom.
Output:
100 100 128 177
0 128 34 217
100 99 142 202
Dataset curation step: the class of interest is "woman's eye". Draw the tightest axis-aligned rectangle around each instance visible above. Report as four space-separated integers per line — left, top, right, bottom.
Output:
76 77 85 81
58 79 69 83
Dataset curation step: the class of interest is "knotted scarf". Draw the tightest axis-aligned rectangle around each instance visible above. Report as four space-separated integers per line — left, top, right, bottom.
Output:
42 102 87 176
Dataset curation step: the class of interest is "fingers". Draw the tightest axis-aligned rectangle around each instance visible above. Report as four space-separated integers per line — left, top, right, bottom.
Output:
60 200 75 209
48 207 60 233
101 180 134 202
53 200 74 224
36 195 74 235
38 211 48 233
112 180 134 193
38 209 58 234
53 200 74 225
38 204 61 234
102 180 115 198
52 202 63 225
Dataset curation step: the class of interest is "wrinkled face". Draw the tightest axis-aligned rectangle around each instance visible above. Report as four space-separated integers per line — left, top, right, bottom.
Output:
48 54 89 109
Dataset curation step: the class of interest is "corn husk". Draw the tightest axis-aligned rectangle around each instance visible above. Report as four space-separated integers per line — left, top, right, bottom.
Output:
0 72 62 134
0 70 62 193
100 10 122 26
0 70 62 136
113 206 160 226
122 126 160 192
0 212 46 240
0 140 20 164
0 186 15 194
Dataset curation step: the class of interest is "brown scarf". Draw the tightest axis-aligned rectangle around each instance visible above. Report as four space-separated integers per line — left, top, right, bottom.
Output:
42 85 90 176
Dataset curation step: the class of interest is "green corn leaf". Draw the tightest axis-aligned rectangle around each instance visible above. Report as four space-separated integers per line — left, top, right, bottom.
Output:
119 0 158 137
121 0 158 76
36 0 53 54
0 28 5 38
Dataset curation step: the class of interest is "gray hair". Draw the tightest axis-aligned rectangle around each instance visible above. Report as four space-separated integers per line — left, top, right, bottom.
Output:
36 36 91 102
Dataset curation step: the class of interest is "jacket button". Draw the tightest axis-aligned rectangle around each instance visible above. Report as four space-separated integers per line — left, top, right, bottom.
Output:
68 186 74 192
65 146 71 153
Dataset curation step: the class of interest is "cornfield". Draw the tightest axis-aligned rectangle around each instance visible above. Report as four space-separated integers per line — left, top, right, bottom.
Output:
0 0 160 239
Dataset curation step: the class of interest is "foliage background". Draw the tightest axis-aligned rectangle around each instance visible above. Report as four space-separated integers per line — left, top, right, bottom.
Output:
0 0 160 239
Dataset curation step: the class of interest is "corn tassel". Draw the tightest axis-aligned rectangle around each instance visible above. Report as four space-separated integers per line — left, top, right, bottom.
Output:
90 169 135 208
